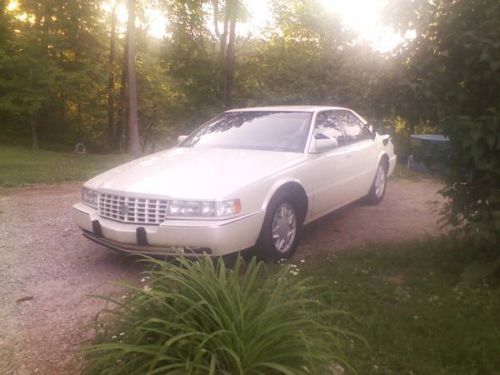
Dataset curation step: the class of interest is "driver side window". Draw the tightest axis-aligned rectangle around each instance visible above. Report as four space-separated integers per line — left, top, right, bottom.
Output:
314 111 345 148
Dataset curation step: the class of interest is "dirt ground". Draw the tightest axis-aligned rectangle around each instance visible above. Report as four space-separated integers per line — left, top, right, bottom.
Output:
0 177 446 374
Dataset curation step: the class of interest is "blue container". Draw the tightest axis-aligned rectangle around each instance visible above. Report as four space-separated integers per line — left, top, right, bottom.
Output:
408 134 450 172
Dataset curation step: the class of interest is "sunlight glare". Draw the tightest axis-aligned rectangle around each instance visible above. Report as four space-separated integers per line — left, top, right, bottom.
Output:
145 8 168 40
102 1 167 40
99 0 407 51
318 0 402 52
6 0 18 12
239 0 406 52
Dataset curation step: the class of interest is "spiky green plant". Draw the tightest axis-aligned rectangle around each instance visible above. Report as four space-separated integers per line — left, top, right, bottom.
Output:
85 256 350 374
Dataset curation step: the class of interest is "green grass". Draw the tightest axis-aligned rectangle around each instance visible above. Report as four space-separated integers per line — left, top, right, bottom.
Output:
85 239 499 374
293 238 500 374
0 144 134 187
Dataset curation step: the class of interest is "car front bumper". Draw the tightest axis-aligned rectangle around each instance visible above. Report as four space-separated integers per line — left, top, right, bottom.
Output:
72 203 265 257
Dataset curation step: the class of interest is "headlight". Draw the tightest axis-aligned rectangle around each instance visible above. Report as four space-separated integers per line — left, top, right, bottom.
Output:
82 188 98 208
167 199 241 218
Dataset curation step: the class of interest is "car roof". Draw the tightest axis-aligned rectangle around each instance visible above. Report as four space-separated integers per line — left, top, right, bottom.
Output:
226 105 351 113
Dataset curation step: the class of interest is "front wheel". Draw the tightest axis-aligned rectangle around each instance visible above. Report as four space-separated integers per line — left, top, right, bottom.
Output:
365 162 387 205
256 193 302 262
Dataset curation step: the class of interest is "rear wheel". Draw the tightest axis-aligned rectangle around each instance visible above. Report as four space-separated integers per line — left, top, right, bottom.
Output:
257 192 303 262
366 162 387 205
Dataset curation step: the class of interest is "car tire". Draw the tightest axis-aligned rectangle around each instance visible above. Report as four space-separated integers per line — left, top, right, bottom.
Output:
365 161 388 205
256 191 303 262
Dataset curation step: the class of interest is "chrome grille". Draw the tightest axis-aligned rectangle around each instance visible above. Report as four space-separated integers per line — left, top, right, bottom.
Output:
98 193 168 224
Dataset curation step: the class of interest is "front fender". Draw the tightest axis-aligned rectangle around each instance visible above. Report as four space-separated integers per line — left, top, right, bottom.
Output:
260 178 311 215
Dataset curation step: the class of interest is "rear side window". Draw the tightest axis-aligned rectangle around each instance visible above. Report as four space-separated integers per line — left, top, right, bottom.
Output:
337 110 370 143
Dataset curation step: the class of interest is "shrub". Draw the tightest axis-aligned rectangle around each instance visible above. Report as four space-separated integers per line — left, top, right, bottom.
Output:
85 256 349 374
441 113 500 253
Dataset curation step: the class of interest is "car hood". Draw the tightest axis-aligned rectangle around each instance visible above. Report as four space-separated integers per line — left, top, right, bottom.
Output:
85 147 305 200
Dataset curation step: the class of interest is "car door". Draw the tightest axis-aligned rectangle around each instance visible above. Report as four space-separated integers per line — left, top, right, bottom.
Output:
337 110 379 198
308 110 358 218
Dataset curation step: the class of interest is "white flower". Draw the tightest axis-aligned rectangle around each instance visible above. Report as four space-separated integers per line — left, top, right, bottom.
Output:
111 335 117 340
143 285 151 292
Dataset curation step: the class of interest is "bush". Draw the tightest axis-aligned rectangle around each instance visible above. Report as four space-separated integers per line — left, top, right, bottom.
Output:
85 256 349 374
441 113 500 252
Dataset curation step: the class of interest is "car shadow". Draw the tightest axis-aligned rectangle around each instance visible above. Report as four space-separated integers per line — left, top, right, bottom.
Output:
301 198 364 240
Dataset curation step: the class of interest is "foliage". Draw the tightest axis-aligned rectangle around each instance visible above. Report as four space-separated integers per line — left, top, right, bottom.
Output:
440 114 500 250
85 256 348 374
0 0 109 149
384 0 500 252
299 238 500 374
0 0 394 151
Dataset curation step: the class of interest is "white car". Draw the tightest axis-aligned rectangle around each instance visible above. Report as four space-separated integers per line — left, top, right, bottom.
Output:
72 106 396 260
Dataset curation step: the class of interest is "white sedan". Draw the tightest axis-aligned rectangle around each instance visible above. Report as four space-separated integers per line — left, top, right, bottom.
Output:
72 106 396 260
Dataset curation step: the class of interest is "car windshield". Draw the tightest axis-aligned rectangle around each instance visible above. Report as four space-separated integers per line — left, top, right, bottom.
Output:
180 111 313 152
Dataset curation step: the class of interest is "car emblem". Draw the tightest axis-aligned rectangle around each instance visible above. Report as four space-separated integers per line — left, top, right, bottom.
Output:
119 204 130 215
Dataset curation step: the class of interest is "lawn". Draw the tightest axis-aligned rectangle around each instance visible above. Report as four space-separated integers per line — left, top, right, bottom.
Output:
294 238 500 374
86 238 499 374
0 144 133 187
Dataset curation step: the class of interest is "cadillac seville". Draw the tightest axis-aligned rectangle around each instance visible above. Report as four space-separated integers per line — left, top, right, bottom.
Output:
72 106 396 260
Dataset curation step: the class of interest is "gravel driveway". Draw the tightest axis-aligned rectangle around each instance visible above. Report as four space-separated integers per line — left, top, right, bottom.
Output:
0 177 446 374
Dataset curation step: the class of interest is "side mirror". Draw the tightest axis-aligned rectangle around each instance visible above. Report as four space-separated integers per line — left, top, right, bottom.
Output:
310 134 338 153
177 135 188 144
364 124 376 140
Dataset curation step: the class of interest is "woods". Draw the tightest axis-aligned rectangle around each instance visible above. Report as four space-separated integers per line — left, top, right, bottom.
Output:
0 0 402 152
0 1 498 151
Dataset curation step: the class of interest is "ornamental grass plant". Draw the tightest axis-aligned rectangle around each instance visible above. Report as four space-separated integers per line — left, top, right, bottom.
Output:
84 256 350 374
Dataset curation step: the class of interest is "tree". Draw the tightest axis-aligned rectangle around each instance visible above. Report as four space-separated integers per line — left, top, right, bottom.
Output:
211 0 243 108
0 0 109 149
160 0 219 126
384 0 500 253
107 1 118 150
127 0 142 155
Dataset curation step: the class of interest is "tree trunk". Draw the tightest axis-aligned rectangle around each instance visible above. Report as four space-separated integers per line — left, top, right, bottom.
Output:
220 1 229 62
77 96 82 140
126 0 141 155
0 1 5 36
30 113 39 149
107 2 117 151
115 36 128 152
222 0 237 109
212 0 221 39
